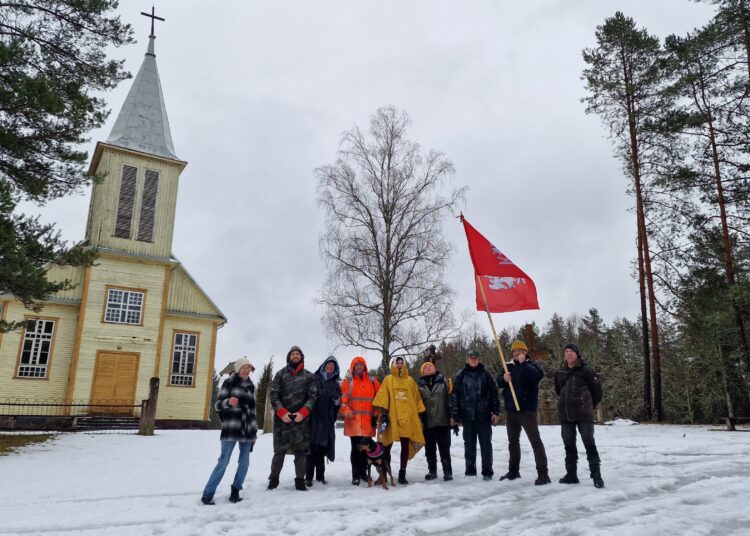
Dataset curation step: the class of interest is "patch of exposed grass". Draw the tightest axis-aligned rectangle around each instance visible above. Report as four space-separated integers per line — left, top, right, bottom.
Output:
0 434 53 455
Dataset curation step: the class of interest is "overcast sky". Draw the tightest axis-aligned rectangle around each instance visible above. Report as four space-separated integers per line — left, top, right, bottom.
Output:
25 0 716 373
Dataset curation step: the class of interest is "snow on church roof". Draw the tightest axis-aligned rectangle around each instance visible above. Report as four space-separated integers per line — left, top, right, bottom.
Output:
106 35 179 161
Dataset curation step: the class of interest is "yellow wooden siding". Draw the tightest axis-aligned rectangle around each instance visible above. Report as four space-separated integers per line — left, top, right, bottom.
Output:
46 265 85 302
69 257 166 405
167 266 223 318
156 316 215 420
86 145 183 259
0 302 79 401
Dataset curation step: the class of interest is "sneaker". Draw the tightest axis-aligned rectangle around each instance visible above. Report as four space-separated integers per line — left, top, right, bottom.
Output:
499 471 521 481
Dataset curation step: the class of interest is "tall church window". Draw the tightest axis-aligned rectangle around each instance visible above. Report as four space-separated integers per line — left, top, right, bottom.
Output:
114 165 138 238
104 287 145 325
170 331 198 386
137 170 159 242
16 319 56 378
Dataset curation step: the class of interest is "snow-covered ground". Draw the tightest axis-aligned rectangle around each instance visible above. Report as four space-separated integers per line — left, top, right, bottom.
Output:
1 424 748 536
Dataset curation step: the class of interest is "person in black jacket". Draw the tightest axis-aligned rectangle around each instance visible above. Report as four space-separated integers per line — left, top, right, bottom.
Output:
497 340 550 485
305 355 341 487
201 358 258 505
450 349 500 480
554 343 604 488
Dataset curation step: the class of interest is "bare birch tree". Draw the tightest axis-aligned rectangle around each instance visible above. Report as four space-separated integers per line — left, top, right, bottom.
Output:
316 106 465 372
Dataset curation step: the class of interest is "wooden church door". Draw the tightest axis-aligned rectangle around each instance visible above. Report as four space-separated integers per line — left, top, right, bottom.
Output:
90 351 140 414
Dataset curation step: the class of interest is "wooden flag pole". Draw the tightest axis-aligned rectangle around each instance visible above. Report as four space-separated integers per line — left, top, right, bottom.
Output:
476 274 521 412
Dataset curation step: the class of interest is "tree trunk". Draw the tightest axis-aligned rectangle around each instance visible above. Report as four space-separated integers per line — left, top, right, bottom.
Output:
705 111 750 380
637 228 653 420
620 48 662 420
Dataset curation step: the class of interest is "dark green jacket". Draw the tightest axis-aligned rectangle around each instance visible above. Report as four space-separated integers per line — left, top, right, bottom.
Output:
418 373 451 428
270 362 317 452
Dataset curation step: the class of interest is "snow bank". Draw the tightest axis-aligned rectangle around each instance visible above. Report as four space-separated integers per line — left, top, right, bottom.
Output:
0 425 748 535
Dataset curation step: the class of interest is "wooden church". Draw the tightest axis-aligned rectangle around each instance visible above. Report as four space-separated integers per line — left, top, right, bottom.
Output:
0 26 226 423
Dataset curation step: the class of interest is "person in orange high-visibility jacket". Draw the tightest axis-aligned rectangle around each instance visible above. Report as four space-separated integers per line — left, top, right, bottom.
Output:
339 356 381 485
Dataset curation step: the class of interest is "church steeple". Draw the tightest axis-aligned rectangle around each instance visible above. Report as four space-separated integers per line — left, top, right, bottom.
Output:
106 31 178 161
85 11 187 260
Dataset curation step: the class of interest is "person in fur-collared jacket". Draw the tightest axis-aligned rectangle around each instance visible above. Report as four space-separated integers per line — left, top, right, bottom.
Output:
200 358 257 505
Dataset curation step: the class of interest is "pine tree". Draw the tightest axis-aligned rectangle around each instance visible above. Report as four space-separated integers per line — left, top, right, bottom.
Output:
255 359 274 431
0 1 133 326
581 12 666 419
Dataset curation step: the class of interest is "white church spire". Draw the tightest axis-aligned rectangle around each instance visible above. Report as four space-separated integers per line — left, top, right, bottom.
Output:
106 10 178 161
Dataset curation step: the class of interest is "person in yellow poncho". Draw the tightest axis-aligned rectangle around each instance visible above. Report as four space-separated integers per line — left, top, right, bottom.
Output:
372 356 426 485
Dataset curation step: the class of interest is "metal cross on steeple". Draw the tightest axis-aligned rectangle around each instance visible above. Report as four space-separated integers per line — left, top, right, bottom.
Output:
140 6 165 38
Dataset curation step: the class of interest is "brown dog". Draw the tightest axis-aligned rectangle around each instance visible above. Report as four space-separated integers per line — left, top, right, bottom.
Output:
358 438 396 489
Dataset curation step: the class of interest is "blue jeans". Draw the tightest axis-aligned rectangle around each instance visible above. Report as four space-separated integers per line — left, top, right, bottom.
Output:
202 440 251 499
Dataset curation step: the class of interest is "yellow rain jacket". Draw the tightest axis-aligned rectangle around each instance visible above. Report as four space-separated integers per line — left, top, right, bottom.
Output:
372 362 426 459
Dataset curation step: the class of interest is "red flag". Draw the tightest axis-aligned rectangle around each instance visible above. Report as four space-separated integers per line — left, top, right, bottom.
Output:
461 216 539 313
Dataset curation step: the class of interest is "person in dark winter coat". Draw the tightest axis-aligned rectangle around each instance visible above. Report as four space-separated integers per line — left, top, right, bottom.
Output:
201 358 258 505
450 349 500 480
268 346 318 491
497 340 550 485
554 343 604 488
305 355 341 487
418 361 453 481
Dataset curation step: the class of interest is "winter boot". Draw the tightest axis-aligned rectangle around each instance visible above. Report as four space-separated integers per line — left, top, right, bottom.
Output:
267 476 279 490
398 469 408 485
591 469 605 488
560 462 579 484
228 485 243 503
559 473 580 484
442 459 453 481
499 471 521 481
534 471 551 486
200 496 215 505
304 478 313 487
294 478 308 491
425 460 438 480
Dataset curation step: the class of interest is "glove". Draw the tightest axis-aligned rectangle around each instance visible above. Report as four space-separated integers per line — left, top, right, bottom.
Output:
452 425 460 436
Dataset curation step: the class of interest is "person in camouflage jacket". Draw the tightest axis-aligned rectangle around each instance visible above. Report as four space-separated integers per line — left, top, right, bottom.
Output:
267 345 317 491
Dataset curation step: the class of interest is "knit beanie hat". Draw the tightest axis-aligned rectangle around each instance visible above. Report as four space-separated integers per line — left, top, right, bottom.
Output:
467 348 480 358
563 343 580 358
511 340 528 352
234 357 254 373
420 362 436 376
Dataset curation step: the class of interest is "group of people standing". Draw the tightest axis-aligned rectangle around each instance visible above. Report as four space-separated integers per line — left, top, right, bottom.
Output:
199 341 604 505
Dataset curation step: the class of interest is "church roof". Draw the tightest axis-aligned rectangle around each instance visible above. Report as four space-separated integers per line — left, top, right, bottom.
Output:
106 35 179 161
